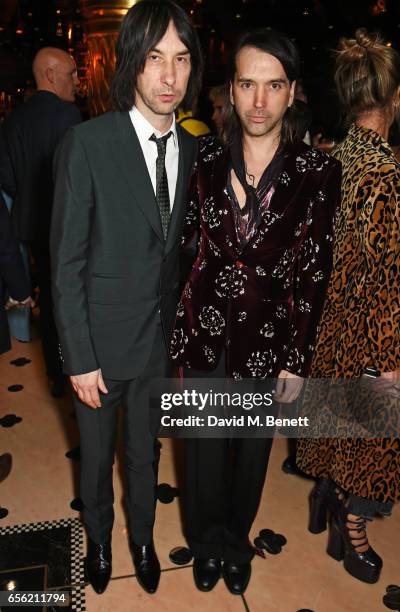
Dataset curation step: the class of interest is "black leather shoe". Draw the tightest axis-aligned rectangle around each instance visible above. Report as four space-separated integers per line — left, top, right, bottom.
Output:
86 538 112 594
193 558 221 592
222 561 251 595
131 541 160 594
327 500 382 583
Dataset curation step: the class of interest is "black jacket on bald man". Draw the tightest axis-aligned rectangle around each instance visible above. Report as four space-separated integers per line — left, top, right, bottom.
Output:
0 91 81 244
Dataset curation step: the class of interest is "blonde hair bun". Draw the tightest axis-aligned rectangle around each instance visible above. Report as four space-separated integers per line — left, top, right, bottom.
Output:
334 28 400 118
338 28 381 57
355 28 380 49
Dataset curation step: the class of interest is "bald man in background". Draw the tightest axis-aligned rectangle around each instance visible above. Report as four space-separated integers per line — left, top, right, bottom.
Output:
0 48 81 397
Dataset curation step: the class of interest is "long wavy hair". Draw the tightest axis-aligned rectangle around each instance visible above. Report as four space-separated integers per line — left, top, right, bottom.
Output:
222 28 302 147
110 0 203 112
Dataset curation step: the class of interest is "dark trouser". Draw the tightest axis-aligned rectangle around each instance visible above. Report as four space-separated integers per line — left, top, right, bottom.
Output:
74 320 167 545
185 436 274 563
30 242 63 382
184 354 275 563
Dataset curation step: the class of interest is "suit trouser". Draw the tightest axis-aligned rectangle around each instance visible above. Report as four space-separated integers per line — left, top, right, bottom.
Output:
74 319 167 545
30 242 63 382
184 354 277 563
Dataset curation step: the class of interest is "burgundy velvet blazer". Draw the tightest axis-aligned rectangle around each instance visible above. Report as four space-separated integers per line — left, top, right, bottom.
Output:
171 137 341 378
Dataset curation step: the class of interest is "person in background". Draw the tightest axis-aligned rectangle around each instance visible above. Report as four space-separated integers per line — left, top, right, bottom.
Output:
312 131 337 153
0 190 31 523
297 29 400 585
279 80 313 477
294 79 312 145
0 191 32 355
0 47 81 397
209 83 229 138
1 186 31 344
176 105 210 137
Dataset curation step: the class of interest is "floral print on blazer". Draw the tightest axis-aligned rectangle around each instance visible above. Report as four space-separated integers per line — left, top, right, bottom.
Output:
171 137 342 379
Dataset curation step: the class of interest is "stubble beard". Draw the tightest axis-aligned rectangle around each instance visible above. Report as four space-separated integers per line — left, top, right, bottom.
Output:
241 114 283 139
138 89 183 117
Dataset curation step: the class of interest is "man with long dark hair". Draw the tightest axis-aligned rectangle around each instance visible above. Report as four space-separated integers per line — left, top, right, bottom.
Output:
171 28 341 594
51 0 202 596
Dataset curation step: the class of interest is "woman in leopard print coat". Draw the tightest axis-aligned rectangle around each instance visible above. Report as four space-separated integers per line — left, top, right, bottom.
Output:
297 29 400 584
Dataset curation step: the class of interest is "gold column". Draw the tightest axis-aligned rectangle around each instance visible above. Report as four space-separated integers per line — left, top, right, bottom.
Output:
79 0 139 116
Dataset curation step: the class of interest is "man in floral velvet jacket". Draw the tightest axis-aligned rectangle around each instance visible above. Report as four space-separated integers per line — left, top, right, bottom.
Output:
171 29 341 595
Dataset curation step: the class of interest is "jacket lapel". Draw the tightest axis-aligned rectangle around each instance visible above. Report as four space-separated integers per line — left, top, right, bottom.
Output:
211 147 238 252
111 112 164 243
210 140 309 254
242 141 309 252
165 126 195 254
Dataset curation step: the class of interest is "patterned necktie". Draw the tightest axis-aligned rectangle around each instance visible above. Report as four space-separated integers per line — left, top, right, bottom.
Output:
150 131 172 239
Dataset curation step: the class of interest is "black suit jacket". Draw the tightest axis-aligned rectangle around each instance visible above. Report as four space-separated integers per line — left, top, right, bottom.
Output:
0 191 30 353
0 90 81 244
50 111 197 379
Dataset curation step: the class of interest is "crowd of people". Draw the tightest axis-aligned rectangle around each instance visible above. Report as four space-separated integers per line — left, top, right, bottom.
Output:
0 0 399 599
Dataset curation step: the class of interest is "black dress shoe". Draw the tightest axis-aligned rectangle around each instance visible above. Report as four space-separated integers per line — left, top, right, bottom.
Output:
193 558 221 592
222 561 251 595
86 538 112 594
131 541 160 594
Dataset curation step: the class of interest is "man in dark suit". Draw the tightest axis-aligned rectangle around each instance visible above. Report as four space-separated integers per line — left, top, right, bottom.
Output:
0 191 31 355
0 47 81 396
50 0 202 596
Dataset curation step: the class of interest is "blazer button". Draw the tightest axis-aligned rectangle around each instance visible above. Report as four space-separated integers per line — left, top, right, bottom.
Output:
235 260 244 269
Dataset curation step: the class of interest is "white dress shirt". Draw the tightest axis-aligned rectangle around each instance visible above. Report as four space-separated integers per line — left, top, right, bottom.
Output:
129 106 179 210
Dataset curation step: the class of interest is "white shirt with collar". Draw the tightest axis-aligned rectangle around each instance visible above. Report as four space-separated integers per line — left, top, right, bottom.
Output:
129 105 179 211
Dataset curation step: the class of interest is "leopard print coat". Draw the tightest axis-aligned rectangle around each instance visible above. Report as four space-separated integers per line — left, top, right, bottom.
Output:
297 124 400 503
